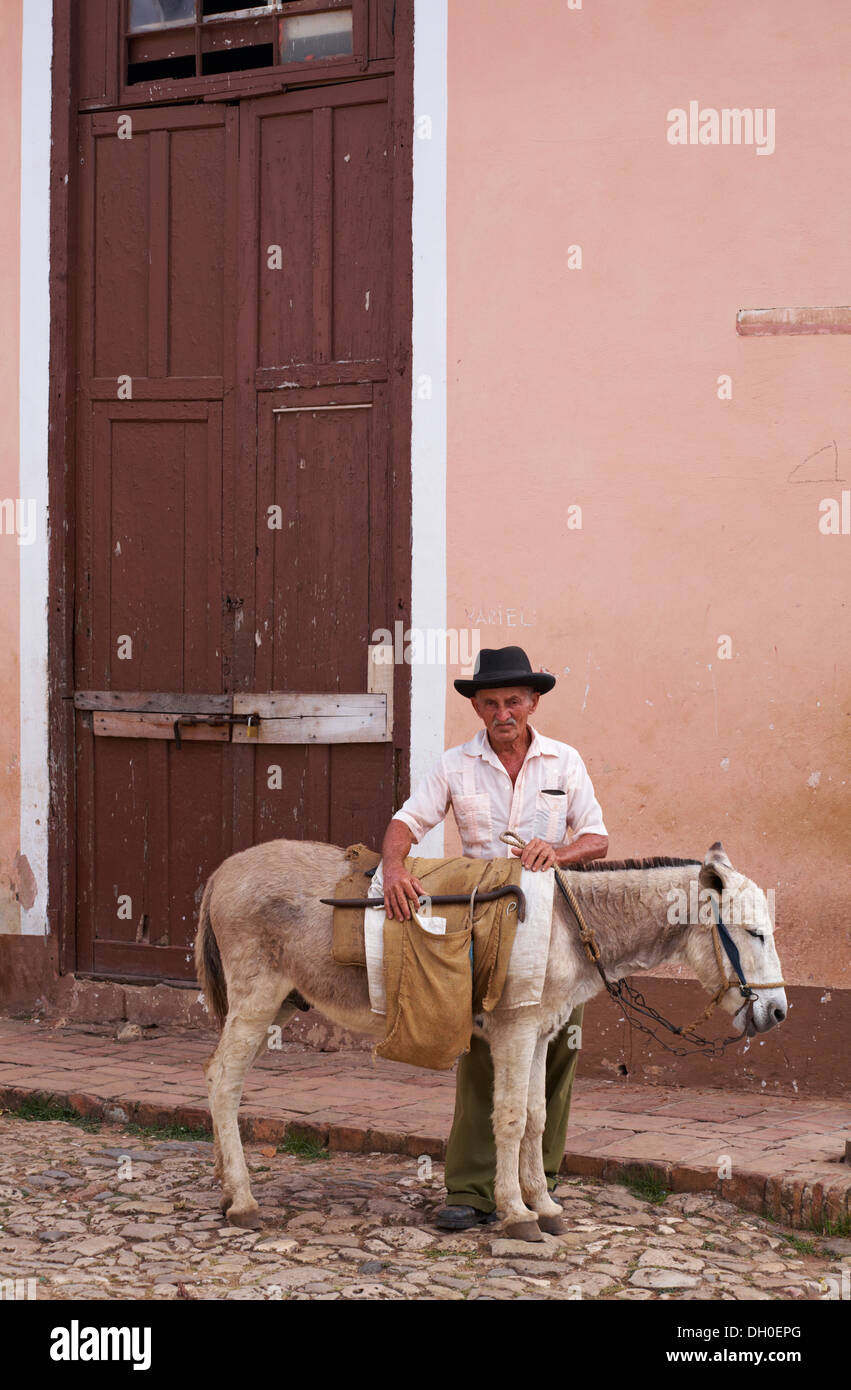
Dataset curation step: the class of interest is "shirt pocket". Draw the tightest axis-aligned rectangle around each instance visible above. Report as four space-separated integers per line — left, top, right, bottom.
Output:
452 792 493 851
532 789 568 844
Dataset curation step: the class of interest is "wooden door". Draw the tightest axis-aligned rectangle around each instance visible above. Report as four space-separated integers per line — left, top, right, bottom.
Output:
72 78 409 982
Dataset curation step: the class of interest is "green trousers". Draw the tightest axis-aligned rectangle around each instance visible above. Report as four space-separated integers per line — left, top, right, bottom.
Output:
443 1004 584 1211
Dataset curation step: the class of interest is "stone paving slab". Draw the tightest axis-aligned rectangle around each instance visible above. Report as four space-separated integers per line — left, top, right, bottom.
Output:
0 1017 849 1232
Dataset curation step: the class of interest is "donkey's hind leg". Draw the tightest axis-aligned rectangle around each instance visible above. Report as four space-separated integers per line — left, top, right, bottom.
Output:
211 995 301 1199
205 976 293 1228
519 1033 564 1235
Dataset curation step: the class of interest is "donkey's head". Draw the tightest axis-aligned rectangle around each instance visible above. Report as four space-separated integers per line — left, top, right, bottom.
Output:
681 843 787 1037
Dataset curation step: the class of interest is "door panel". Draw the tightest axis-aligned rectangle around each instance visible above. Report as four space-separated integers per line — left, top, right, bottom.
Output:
250 743 393 854
255 392 376 692
78 401 224 693
167 125 227 379
81 107 228 388
91 133 150 379
246 79 391 371
76 736 231 978
331 97 392 362
257 109 316 368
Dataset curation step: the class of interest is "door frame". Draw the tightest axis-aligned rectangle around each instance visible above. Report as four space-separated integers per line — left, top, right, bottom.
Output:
47 1 414 978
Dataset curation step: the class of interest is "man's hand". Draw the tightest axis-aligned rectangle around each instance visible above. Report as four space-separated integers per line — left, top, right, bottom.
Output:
380 819 423 921
510 837 558 872
382 860 426 922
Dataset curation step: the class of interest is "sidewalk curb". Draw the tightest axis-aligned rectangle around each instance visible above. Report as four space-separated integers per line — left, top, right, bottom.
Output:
3 1080 848 1233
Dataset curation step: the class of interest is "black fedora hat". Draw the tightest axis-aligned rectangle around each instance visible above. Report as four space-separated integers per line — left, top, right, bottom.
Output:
454 646 556 698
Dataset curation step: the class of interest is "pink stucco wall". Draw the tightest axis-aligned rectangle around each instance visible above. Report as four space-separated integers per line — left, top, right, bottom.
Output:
0 0 22 933
446 0 850 987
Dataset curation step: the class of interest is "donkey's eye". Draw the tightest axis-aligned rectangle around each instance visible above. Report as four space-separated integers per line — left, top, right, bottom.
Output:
745 929 765 943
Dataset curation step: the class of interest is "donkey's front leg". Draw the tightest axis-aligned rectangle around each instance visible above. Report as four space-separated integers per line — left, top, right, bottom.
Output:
519 1033 565 1235
490 1021 544 1243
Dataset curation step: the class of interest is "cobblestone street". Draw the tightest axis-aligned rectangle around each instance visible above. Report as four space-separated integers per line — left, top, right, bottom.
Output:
2 1019 849 1231
1 1114 848 1302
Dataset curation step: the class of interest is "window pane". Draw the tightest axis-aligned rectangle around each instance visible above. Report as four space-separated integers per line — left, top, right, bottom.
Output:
203 1 275 17
130 0 196 31
280 10 353 64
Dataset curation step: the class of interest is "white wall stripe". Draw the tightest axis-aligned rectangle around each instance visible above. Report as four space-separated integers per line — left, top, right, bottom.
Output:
18 0 52 935
409 0 448 854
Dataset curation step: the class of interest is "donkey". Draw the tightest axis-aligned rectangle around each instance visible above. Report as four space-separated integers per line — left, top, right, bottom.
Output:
194 838 786 1241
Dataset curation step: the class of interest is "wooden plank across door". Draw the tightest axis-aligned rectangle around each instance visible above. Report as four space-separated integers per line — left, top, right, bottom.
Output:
92 714 230 742
74 641 393 743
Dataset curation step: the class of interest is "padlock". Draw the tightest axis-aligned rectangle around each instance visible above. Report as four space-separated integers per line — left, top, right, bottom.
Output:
245 714 259 741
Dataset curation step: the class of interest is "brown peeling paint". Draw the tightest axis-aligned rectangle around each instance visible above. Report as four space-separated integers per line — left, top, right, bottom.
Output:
12 852 37 910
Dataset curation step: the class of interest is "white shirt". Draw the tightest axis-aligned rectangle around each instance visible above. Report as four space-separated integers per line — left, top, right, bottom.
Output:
393 724 608 859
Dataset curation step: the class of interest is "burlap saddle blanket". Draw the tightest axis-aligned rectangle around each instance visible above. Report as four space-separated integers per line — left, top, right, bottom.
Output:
331 844 549 1071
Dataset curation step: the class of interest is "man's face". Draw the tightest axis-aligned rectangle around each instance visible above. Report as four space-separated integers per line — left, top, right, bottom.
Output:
471 686 539 748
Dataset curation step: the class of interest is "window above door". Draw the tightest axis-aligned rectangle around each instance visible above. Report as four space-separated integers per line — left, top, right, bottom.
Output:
70 0 398 108
126 0 359 86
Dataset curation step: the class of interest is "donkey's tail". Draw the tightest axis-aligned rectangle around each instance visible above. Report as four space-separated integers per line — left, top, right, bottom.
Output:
195 872 228 1031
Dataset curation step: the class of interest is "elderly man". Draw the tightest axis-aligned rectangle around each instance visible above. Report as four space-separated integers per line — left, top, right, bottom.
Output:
380 645 609 1230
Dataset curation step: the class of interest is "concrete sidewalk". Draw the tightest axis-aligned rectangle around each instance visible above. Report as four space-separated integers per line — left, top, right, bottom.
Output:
0 1017 848 1233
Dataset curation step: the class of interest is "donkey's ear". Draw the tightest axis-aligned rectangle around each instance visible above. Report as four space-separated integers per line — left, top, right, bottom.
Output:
699 842 731 894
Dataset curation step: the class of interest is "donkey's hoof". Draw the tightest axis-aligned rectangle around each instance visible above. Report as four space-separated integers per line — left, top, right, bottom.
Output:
502 1219 544 1243
219 1195 233 1216
537 1214 566 1236
226 1206 262 1230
